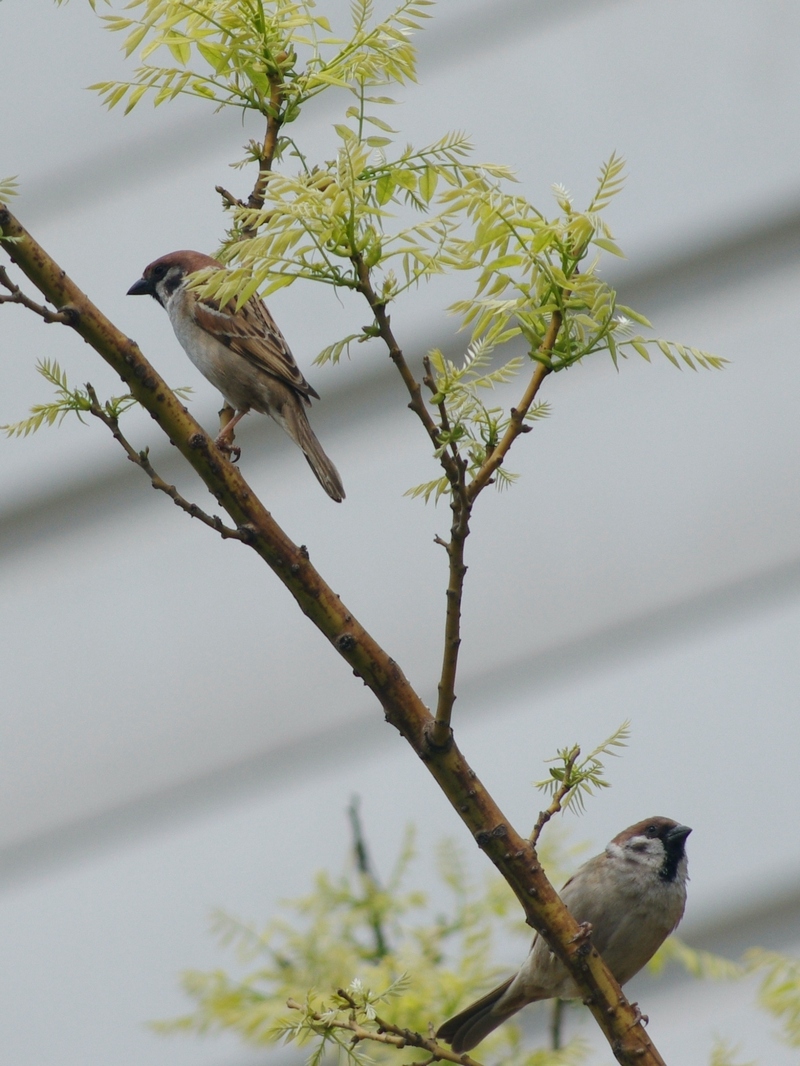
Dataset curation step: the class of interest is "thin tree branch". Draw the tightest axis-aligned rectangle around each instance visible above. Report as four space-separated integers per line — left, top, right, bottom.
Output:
0 203 669 1066
286 997 485 1066
0 265 72 323
550 998 565 1051
348 796 390 960
420 356 471 747
467 314 561 502
215 185 244 210
354 258 468 748
239 55 287 239
530 746 580 847
351 251 458 482
84 385 246 541
432 481 469 746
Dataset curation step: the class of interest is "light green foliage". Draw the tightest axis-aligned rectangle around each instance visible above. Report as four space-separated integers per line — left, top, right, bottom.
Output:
648 936 743 981
444 154 724 372
0 358 191 437
0 175 19 201
154 828 588 1066
535 721 631 816
89 0 432 115
708 1041 755 1066
747 949 800 1047
1 359 133 436
406 338 550 502
81 0 723 502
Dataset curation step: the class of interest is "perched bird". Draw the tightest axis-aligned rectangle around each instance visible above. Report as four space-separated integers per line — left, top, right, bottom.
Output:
127 250 345 502
437 817 691 1052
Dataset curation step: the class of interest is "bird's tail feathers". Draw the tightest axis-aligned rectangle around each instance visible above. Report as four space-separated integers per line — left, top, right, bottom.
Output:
436 975 530 1053
282 404 346 503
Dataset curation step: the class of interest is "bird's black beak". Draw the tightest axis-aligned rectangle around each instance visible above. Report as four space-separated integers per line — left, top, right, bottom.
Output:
127 276 153 297
666 824 692 844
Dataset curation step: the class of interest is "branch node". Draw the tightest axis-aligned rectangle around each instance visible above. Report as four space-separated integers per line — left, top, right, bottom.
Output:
216 185 244 209
337 633 356 651
474 823 508 848
422 719 453 754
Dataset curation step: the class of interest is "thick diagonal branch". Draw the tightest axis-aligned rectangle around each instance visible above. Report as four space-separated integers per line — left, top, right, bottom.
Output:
0 204 667 1066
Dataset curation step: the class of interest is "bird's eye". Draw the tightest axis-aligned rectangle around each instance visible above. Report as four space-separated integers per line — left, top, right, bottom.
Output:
646 824 658 837
152 264 167 280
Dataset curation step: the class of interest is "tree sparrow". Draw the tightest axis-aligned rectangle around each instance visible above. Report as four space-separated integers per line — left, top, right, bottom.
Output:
127 250 345 502
437 816 691 1052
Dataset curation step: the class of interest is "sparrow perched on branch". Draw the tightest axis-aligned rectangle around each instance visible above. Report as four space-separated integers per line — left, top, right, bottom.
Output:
437 816 691 1052
127 250 345 502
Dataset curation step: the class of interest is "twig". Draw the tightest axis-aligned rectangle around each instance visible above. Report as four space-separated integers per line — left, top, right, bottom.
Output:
419 357 471 747
348 796 390 959
550 998 565 1051
0 265 72 323
353 256 468 748
216 185 244 210
467 311 562 502
286 998 485 1066
431 472 470 746
351 252 458 482
84 385 246 542
530 745 580 846
422 354 457 460
240 56 287 239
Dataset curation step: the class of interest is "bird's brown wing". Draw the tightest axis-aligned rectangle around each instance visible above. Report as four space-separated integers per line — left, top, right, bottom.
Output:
193 294 319 402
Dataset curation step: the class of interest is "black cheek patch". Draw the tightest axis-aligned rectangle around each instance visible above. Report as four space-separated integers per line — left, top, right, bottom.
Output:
163 273 182 297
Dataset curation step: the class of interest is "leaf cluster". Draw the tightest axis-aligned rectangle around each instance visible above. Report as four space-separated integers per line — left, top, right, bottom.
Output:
0 359 133 436
708 1041 756 1066
0 359 191 437
89 0 432 116
0 176 19 202
534 721 631 816
154 828 587 1066
747 948 800 1048
406 338 550 502
81 0 725 505
212 145 722 495
648 937 743 982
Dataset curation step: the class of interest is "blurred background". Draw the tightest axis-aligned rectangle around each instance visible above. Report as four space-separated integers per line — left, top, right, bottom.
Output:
2 0 800 1062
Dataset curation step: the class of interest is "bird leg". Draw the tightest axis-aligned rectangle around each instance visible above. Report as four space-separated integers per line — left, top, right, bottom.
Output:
215 406 247 462
627 1003 649 1029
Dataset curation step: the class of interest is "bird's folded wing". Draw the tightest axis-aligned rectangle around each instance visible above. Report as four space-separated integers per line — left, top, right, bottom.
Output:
193 296 319 400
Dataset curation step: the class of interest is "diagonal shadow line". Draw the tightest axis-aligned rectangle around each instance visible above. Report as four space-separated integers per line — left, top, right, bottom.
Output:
4 194 800 552
19 0 624 224
2 548 800 889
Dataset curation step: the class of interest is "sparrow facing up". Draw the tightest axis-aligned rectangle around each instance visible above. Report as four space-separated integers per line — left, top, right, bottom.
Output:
437 817 691 1052
127 250 345 502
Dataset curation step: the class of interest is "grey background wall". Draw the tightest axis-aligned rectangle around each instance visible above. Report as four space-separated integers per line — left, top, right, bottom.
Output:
2 1 800 1062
